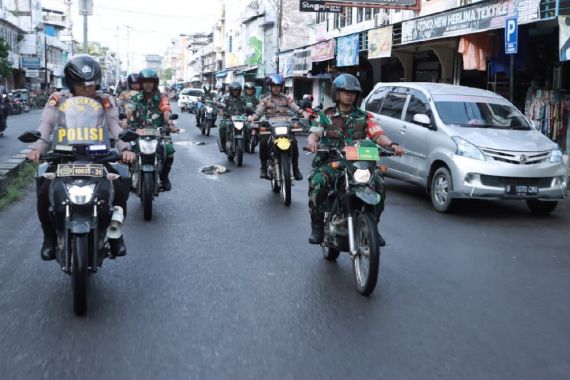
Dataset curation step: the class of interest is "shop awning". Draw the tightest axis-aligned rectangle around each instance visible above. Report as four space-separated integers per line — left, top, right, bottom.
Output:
215 70 228 78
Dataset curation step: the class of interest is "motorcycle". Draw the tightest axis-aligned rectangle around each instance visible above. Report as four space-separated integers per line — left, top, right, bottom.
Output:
0 95 7 135
130 114 178 221
244 103 258 153
305 143 395 296
18 96 138 316
196 99 217 136
260 116 304 206
219 115 247 167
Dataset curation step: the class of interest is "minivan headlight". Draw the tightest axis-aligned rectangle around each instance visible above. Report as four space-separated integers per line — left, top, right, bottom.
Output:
452 136 486 161
549 149 563 163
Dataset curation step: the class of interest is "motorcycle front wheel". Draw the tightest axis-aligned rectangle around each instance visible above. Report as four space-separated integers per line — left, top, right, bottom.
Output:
206 120 212 136
72 234 89 316
353 212 380 296
236 139 244 167
280 151 292 206
142 172 153 221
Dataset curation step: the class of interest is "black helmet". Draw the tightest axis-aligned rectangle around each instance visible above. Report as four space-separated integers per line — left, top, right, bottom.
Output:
244 82 255 90
137 68 159 91
331 74 361 101
64 54 102 90
203 84 212 93
228 81 242 93
127 73 139 89
266 73 284 87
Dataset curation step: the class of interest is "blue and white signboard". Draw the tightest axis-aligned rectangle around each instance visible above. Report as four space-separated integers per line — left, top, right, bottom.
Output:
505 16 518 54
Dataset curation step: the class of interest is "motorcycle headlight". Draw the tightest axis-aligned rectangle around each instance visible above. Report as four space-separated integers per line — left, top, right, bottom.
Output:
65 183 96 205
354 169 371 184
206 106 213 113
139 139 158 154
550 149 563 163
274 126 288 136
234 122 244 130
452 136 486 161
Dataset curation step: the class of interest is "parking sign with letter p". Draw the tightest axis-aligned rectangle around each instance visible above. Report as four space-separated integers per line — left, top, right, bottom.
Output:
505 16 518 54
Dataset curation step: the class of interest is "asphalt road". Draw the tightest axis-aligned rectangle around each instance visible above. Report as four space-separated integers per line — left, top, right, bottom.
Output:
0 109 42 161
0 108 569 379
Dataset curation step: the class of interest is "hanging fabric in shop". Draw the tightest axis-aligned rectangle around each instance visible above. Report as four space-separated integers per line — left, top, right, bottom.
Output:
558 16 570 61
368 26 393 59
279 52 294 78
525 88 570 153
458 34 490 71
336 33 360 67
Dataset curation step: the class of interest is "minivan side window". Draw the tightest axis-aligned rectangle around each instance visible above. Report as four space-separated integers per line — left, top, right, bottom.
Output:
404 90 431 124
379 93 407 119
365 86 390 113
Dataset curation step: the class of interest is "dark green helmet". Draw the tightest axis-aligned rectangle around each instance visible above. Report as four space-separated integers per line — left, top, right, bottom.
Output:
244 82 255 90
228 81 242 92
137 68 159 90
331 74 361 101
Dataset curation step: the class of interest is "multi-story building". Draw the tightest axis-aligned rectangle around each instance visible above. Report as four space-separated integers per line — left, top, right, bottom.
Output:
186 32 213 86
144 54 163 73
41 2 70 89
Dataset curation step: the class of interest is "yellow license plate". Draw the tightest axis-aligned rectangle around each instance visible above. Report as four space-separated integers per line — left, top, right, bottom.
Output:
57 164 104 177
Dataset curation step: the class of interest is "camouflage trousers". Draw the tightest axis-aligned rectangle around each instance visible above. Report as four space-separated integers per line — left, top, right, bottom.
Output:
308 164 386 221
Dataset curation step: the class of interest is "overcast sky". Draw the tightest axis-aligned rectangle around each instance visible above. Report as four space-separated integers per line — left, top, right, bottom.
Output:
69 0 222 70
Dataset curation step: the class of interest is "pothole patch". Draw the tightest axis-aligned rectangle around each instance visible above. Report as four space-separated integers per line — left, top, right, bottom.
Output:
200 165 230 175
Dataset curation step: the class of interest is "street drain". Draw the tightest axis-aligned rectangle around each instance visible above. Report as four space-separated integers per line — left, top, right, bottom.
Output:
175 140 207 146
200 165 230 175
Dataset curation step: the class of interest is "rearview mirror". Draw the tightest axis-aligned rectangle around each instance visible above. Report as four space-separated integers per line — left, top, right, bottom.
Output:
18 130 41 143
169 114 179 120
118 129 139 142
413 113 431 126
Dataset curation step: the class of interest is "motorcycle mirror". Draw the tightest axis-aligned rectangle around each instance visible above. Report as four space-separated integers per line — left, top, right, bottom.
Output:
18 130 41 143
118 129 139 142
118 112 127 120
169 114 179 120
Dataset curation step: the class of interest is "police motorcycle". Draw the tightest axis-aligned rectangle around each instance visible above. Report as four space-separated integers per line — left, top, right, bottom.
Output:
259 116 304 206
18 96 138 316
304 141 395 296
126 113 179 221
219 114 248 167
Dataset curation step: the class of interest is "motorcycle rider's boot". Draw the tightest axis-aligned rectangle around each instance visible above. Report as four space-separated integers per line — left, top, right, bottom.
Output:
308 214 324 245
260 164 269 179
292 151 303 181
160 156 174 191
109 236 127 257
40 224 56 261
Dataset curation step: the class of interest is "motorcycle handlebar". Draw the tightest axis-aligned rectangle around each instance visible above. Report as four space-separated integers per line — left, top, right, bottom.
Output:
303 145 396 157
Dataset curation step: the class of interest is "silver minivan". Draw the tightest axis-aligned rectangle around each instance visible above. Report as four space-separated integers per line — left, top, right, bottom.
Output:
361 83 568 214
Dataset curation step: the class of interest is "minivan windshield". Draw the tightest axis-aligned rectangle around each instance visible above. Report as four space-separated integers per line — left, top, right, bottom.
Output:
435 101 531 130
181 89 203 97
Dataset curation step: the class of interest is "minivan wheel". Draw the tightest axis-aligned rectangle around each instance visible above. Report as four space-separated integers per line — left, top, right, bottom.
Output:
526 199 558 215
431 167 455 213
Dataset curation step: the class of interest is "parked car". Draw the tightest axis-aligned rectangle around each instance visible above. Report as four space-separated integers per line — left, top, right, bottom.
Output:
361 82 568 214
178 88 204 113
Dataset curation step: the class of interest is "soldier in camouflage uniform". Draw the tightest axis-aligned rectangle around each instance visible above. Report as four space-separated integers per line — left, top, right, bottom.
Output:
251 74 304 180
129 68 178 191
196 84 218 127
242 82 259 109
306 74 405 245
117 73 140 126
218 82 247 152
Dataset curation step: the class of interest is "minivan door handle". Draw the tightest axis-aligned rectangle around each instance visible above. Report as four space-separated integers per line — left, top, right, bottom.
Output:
400 125 407 135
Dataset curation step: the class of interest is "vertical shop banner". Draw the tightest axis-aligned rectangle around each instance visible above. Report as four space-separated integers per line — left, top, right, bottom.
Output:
368 26 393 59
279 52 294 78
312 40 336 62
245 36 263 66
336 34 360 67
559 16 570 61
293 48 312 76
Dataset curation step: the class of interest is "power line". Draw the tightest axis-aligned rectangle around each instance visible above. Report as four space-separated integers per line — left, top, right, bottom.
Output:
96 5 218 19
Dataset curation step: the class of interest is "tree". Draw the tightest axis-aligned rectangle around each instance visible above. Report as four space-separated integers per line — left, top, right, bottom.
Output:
161 68 174 83
0 37 12 80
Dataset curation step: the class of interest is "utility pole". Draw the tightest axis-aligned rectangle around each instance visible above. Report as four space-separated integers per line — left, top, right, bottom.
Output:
83 14 88 53
79 0 93 54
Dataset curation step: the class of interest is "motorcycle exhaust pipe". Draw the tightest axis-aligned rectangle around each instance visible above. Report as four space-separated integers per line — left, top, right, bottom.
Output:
106 206 124 239
348 215 357 257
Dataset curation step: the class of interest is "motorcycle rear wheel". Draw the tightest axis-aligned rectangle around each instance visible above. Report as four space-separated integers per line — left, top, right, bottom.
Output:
353 212 380 296
142 172 153 221
72 234 89 316
206 120 212 136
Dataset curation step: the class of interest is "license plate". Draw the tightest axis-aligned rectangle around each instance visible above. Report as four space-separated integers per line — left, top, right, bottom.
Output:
504 185 539 196
268 116 290 123
137 128 161 136
344 146 380 161
57 164 104 177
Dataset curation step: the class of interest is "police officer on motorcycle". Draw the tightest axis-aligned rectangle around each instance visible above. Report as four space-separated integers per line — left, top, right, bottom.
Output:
26 54 136 260
251 74 304 180
128 68 178 191
306 74 405 245
218 82 246 152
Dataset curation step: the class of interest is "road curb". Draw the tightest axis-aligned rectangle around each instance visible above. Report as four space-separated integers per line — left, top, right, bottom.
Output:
0 148 31 194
